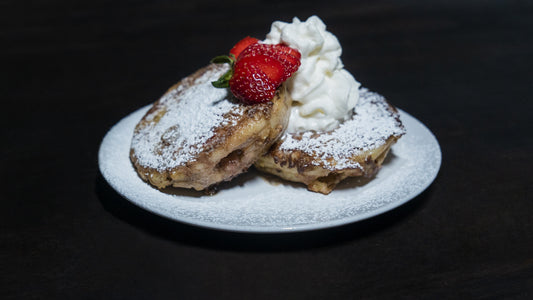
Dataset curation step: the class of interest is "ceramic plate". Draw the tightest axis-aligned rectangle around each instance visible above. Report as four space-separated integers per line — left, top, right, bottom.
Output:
98 106 441 233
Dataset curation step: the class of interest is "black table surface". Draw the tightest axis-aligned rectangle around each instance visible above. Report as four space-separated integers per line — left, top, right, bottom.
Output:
3 0 533 298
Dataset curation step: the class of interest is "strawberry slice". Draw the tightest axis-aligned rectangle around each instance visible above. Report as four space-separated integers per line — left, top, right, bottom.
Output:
229 36 259 59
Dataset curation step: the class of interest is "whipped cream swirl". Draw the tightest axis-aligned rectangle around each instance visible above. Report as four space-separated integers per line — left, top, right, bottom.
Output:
264 16 360 133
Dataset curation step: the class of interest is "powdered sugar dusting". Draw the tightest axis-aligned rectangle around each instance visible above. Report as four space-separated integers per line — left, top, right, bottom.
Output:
131 65 241 171
99 105 441 232
279 88 405 170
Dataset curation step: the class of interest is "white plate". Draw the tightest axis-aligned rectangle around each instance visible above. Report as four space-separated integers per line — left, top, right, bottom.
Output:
98 106 441 233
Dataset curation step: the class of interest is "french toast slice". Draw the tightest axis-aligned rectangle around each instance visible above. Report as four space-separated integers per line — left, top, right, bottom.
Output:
254 89 405 194
130 64 291 191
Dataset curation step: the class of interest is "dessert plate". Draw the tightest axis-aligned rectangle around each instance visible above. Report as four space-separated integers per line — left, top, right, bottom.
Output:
98 105 441 233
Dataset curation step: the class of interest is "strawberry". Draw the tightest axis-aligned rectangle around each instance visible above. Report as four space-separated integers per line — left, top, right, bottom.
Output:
238 43 301 81
229 36 259 59
211 37 301 104
230 54 284 104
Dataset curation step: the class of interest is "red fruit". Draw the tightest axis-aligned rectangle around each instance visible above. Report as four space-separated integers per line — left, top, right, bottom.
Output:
211 37 301 104
272 43 302 76
229 36 259 59
229 54 284 104
238 43 301 81
275 43 301 60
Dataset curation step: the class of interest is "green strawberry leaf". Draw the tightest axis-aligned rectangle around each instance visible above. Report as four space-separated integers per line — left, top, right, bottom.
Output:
211 68 233 88
210 55 234 65
210 54 236 88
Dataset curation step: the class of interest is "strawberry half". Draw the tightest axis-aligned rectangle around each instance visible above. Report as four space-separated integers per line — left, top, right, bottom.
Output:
211 37 301 104
230 55 284 104
229 36 259 59
238 43 301 81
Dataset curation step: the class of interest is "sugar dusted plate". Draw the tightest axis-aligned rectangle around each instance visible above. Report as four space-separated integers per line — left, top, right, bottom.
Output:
98 106 441 233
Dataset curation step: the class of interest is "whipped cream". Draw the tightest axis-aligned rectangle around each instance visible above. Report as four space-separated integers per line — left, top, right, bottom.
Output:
264 16 360 133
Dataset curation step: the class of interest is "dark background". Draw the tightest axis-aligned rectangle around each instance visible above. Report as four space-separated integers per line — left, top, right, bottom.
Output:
2 0 533 298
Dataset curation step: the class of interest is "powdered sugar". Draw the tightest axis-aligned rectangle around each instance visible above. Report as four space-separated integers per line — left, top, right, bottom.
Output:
279 88 405 170
131 65 242 171
98 106 441 232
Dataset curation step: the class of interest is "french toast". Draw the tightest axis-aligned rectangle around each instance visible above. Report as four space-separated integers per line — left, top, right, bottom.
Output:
254 89 405 194
130 64 291 191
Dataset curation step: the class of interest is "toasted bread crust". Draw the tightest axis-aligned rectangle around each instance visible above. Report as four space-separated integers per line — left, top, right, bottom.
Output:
130 64 291 191
254 89 405 194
